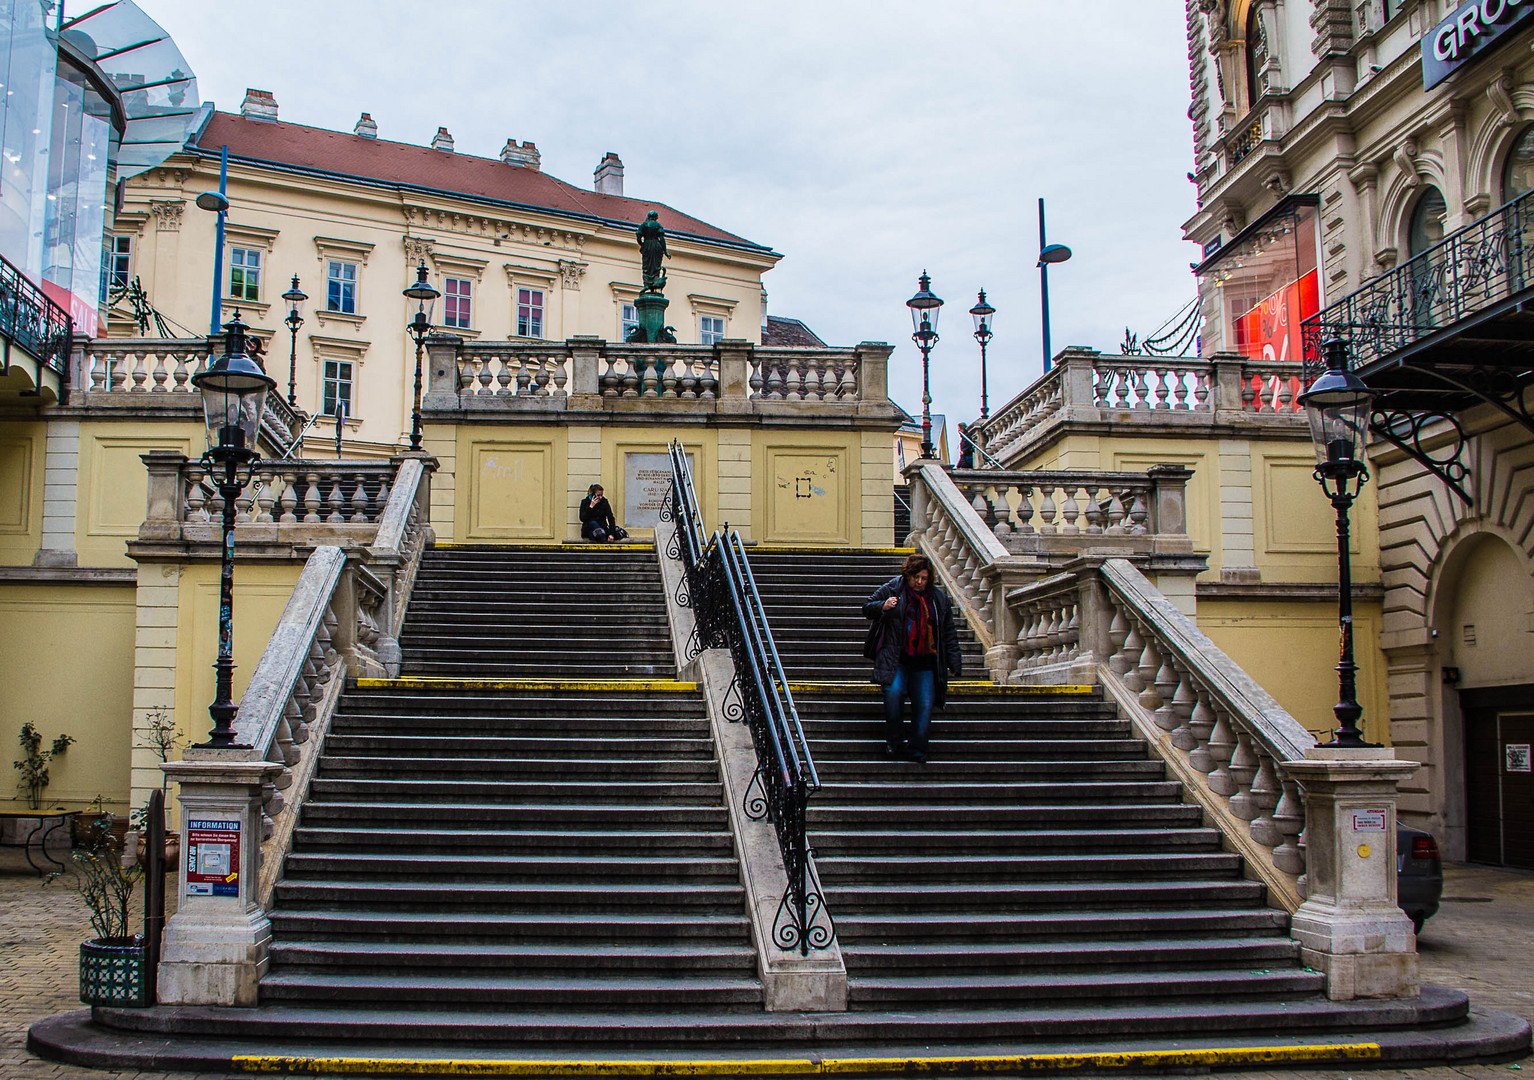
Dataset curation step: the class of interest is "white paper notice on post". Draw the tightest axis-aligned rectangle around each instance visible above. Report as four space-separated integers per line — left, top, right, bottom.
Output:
1507 744 1532 773
1350 809 1388 832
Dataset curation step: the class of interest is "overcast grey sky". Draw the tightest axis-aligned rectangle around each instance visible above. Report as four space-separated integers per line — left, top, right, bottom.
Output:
134 0 1199 434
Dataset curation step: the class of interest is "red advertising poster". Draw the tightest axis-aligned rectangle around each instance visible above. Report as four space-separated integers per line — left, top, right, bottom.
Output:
1236 270 1319 366
185 818 241 897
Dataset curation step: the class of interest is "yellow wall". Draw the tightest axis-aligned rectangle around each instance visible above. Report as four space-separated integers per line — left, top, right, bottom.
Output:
1199 598 1390 746
1249 441 1379 584
0 419 43 566
0 584 135 810
75 422 200 567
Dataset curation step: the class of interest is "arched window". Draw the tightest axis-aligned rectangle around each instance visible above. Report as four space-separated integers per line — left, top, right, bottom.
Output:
1245 3 1267 110
1409 187 1448 258
1503 126 1534 203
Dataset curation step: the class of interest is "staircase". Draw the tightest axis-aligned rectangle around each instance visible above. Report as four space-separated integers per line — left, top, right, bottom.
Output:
259 544 761 1015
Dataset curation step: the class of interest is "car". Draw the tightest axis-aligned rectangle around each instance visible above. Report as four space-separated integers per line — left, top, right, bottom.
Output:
1398 824 1443 934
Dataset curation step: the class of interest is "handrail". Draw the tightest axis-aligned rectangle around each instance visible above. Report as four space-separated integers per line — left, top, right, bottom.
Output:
665 439 829 953
955 424 1006 469
0 253 72 375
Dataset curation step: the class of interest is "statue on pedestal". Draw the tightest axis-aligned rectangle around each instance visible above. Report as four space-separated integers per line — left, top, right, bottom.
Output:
628 210 676 344
637 210 669 293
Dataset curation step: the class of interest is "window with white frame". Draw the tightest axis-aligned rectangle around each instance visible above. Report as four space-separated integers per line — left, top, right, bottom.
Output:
107 235 131 292
326 259 358 314
621 302 639 340
444 276 473 329
517 288 544 337
323 359 353 418
230 247 261 302
699 315 725 345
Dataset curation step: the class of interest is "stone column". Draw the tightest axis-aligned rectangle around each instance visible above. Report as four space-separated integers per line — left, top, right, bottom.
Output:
716 341 752 415
138 451 188 542
567 336 604 407
157 752 283 1006
423 335 462 402
34 418 81 567
1285 748 1421 1001
854 342 893 412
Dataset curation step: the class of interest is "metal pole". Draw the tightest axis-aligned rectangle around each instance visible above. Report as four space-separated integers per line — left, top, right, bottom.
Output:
143 788 164 1003
1039 197 1052 374
1327 491 1369 747
410 338 425 452
919 338 934 459
979 337 990 421
209 146 228 335
204 452 242 748
287 322 299 407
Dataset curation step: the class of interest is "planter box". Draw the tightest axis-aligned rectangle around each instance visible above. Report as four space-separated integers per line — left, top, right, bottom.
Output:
80 936 150 1007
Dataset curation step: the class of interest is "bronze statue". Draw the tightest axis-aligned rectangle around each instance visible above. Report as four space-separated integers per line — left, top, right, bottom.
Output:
636 209 668 293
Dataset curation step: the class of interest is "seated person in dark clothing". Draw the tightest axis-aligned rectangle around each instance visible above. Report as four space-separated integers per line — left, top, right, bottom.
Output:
579 483 628 542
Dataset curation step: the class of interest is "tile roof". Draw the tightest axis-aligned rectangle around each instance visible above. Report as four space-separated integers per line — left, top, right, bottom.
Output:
194 113 771 252
760 315 827 347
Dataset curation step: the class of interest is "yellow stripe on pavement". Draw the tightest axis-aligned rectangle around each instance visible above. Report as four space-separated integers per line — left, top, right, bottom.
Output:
232 1042 1384 1076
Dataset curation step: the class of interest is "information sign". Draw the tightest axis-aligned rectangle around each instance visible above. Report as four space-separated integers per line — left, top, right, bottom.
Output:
185 818 241 897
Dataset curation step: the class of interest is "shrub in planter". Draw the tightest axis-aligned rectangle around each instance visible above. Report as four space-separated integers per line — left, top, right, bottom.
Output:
12 722 73 810
48 812 150 1007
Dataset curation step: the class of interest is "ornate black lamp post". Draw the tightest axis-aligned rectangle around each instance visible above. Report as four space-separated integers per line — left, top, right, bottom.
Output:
281 276 306 408
189 313 275 748
905 272 943 459
1298 337 1380 749
403 262 440 452
969 289 995 422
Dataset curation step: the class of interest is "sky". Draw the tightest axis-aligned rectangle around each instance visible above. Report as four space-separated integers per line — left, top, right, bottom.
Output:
132 0 1202 434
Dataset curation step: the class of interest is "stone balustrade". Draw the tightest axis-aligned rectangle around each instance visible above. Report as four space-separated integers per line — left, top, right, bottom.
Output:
948 466 1196 550
975 348 1306 466
74 337 305 453
426 335 890 416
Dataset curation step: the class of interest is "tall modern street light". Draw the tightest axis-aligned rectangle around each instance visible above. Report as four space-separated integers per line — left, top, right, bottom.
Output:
403 262 440 452
906 272 944 459
1037 198 1072 373
969 289 995 422
195 144 231 336
188 313 275 748
281 276 306 408
1298 337 1380 749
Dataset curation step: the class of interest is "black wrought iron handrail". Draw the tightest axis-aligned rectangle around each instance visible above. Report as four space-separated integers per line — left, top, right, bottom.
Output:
0 254 73 377
662 439 830 954
1303 186 1534 379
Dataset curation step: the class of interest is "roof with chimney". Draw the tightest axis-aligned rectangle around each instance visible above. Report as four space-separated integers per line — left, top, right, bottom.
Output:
759 316 827 348
191 111 773 254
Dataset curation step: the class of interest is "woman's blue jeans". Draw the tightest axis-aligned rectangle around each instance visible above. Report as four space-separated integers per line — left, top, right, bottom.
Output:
883 664 936 751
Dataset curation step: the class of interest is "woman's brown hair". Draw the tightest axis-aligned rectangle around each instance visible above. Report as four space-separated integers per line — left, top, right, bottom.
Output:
900 552 931 580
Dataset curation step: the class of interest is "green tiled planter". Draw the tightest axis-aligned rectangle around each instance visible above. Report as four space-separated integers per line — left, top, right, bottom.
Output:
79 937 149 1007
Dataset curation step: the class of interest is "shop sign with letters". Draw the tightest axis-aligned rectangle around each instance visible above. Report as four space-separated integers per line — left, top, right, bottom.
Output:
1422 0 1534 89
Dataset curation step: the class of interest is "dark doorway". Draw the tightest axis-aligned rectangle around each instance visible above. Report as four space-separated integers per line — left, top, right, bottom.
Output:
1462 684 1534 869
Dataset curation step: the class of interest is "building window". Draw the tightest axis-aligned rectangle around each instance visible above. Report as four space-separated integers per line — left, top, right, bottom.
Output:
107 235 131 291
517 288 544 337
700 315 725 345
229 247 261 302
323 359 353 418
326 259 358 314
1503 126 1534 203
1408 187 1448 259
444 276 473 329
1382 0 1403 21
1244 3 1267 111
621 302 639 340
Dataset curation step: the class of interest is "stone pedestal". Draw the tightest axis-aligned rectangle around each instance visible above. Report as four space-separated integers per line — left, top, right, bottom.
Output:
156 752 282 1007
633 292 671 344
1285 747 1421 1001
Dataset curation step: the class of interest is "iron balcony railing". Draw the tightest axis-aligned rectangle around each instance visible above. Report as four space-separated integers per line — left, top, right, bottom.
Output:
664 441 829 954
1303 186 1534 379
0 254 72 376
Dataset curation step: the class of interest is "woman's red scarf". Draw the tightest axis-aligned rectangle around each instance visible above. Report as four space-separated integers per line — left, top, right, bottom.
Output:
903 589 938 659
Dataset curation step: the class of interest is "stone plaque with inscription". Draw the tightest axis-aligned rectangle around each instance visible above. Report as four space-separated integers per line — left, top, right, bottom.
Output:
625 452 691 529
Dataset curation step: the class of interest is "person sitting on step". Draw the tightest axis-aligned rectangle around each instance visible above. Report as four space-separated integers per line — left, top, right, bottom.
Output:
862 552 962 763
579 484 628 543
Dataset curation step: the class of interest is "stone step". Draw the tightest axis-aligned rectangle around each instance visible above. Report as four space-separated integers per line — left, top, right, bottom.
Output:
268 940 758 973
279 852 743 882
827 881 1271 913
258 972 765 1008
807 804 1201 828
842 937 1301 973
810 827 1225 856
272 880 747 911
814 850 1245 883
320 735 717 758
305 779 726 803
834 909 1288 941
845 968 1325 1007
316 755 721 780
812 780 1185 803
268 909 751 941
291 827 736 855
300 803 732 827
807 738 1150 761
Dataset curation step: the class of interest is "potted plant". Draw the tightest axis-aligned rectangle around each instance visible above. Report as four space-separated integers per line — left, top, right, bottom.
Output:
49 810 150 1007
128 709 182 869
12 722 73 809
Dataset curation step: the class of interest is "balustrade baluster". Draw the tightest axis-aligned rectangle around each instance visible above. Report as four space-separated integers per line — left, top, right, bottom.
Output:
1127 491 1149 534
1152 652 1180 731
475 358 495 396
150 353 170 392
1206 708 1238 796
1169 663 1198 749
234 480 256 524
1114 369 1132 409
255 476 277 524
1105 491 1127 535
535 360 553 396
1135 631 1162 711
285 698 309 746
185 472 208 522
1083 484 1105 534
1296 824 1309 897
1241 372 1258 411
1187 689 1217 772
1060 487 1080 534
1192 370 1210 410
1248 753 1283 847
129 356 149 392
1037 486 1058 534
1118 619 1146 689
1171 370 1189 410
552 359 569 395
1153 368 1171 410
1014 489 1035 534
1226 731 1260 819
748 358 764 397
303 474 322 523
278 472 299 523
1273 779 1306 876
349 474 369 522
516 361 534 395
1107 606 1131 674
1132 367 1150 409
325 476 346 523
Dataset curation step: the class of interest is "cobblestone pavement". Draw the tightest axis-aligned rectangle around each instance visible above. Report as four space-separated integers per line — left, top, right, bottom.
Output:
2 853 1531 1080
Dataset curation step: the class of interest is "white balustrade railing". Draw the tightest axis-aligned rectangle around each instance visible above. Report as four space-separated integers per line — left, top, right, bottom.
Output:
752 348 859 401
1091 358 1213 411
458 346 571 398
600 346 719 399
950 468 1155 541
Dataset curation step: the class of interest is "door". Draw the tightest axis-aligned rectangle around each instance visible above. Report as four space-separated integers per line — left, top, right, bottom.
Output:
1462 685 1534 870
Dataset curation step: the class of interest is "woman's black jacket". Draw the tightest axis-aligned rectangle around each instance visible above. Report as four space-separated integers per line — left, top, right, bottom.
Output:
862 576 963 706
579 495 617 533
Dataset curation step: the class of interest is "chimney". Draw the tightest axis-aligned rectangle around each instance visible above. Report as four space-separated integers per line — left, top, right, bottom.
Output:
354 112 377 139
594 152 624 196
240 88 278 122
431 126 454 152
500 139 541 170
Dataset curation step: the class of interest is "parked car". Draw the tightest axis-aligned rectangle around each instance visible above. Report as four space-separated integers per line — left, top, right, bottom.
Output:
1398 824 1443 934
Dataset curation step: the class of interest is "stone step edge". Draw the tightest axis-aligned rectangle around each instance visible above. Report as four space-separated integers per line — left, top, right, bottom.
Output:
354 678 700 693
788 682 1094 696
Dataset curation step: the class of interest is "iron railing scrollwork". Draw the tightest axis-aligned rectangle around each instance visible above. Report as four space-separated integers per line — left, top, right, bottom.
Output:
0 254 73 378
665 440 832 954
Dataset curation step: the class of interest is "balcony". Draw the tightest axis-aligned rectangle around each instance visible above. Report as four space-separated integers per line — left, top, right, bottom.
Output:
0 254 72 399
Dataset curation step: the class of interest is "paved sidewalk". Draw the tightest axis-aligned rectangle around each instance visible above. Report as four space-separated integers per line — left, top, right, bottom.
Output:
2 854 1532 1079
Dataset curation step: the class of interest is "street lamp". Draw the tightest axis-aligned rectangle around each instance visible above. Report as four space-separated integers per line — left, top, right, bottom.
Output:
1037 197 1073 373
905 271 943 460
1298 337 1379 749
188 313 275 749
402 262 440 452
281 276 306 408
969 289 995 422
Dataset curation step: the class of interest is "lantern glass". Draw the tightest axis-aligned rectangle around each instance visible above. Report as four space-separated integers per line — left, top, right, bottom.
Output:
282 276 307 323
906 272 942 337
403 262 440 326
1299 366 1376 468
192 317 276 455
969 290 995 335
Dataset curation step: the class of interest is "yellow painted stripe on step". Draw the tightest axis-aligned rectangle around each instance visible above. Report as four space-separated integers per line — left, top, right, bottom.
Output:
231 1043 1383 1077
748 545 914 555
355 678 698 693
786 682 1095 695
429 542 655 551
